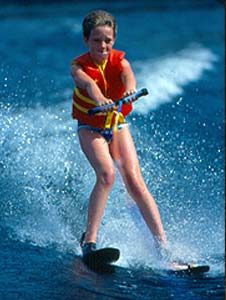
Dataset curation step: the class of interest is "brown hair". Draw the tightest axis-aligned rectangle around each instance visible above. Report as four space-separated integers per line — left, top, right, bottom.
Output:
82 10 117 39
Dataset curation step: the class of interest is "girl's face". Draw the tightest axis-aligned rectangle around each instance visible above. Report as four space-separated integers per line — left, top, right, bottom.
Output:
85 25 115 64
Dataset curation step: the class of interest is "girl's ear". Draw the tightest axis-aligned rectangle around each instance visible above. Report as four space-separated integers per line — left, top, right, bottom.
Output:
83 36 89 45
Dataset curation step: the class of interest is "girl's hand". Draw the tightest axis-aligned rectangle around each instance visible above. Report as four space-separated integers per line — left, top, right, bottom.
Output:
96 97 114 112
123 89 136 96
123 89 137 102
97 97 114 105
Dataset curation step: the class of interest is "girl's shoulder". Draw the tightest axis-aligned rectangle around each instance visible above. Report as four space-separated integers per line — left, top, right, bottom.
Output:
109 49 125 63
71 52 93 67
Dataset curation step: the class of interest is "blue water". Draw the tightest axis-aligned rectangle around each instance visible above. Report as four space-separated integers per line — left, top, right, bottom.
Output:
0 1 224 299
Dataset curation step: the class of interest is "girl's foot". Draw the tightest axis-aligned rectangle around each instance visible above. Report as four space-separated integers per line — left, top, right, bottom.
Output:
80 232 97 258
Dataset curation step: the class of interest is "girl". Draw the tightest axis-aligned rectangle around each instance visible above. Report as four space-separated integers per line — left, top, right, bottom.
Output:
71 10 168 260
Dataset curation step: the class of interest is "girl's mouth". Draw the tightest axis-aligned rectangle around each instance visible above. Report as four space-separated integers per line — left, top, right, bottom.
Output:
98 51 108 55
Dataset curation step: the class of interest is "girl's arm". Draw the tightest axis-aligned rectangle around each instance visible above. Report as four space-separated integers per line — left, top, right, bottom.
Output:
71 63 113 105
121 59 137 95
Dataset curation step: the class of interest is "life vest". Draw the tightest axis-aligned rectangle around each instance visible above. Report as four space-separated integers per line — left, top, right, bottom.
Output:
72 49 133 129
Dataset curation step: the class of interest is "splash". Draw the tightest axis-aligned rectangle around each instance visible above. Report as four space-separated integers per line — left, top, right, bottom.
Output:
0 102 88 252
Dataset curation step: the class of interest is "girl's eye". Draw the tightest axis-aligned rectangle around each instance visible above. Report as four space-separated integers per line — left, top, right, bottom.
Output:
93 38 112 44
105 39 112 44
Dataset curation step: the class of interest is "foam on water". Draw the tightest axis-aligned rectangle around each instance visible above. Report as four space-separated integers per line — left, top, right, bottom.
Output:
0 101 84 253
134 44 218 113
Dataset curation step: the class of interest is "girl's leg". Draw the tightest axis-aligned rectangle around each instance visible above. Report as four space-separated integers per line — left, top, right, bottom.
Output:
110 126 167 247
79 129 115 244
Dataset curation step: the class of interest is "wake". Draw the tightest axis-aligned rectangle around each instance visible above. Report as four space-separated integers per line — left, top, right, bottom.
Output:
134 43 217 113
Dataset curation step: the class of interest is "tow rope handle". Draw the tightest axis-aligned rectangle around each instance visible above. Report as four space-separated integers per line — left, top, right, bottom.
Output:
88 88 149 115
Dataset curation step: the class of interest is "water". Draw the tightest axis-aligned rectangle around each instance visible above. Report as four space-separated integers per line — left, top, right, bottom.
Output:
0 1 224 299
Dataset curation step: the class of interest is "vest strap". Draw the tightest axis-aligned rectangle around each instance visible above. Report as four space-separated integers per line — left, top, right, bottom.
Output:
104 100 125 131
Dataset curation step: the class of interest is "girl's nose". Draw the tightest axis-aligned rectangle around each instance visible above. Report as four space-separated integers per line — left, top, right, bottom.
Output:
100 41 106 48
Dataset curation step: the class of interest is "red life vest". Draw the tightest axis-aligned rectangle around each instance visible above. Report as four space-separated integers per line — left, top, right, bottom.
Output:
72 49 132 129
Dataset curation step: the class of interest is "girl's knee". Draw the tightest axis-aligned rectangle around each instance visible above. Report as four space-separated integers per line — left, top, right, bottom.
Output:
97 167 115 187
124 171 146 198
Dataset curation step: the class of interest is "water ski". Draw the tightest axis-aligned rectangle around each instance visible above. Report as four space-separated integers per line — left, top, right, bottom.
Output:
167 263 210 276
82 247 120 272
